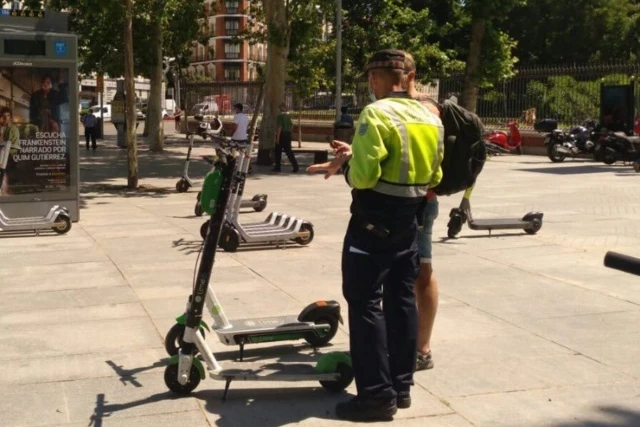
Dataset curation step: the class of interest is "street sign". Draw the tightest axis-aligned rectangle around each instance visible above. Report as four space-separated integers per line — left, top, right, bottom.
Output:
97 74 104 93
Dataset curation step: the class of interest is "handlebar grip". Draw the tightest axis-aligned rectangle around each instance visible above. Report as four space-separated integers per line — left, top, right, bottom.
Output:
604 251 640 276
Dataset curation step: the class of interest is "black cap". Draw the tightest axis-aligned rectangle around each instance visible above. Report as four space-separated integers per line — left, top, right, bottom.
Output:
365 49 406 74
234 103 243 112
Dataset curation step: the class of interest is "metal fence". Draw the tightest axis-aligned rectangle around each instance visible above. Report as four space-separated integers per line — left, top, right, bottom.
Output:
184 62 640 130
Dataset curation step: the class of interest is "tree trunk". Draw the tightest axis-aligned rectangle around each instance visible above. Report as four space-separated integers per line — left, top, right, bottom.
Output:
248 83 264 142
258 0 289 165
147 9 164 151
461 18 486 113
124 0 138 188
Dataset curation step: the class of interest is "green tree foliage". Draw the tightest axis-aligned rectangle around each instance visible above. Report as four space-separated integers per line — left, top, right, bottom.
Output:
505 0 640 65
524 74 638 122
342 0 463 82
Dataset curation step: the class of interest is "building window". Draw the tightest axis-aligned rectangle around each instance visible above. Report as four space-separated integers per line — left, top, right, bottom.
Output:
224 66 241 81
225 1 239 14
225 19 239 36
224 43 240 59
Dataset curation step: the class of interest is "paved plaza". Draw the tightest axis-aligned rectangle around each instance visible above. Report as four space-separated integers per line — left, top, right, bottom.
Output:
2 134 640 426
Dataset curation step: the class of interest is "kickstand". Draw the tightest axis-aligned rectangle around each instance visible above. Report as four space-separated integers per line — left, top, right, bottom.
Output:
238 341 245 362
221 378 232 402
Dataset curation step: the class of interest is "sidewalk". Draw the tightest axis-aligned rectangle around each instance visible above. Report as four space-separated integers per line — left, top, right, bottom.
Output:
1 139 640 426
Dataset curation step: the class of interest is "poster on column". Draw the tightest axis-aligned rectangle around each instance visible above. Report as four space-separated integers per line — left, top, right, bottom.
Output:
0 67 70 196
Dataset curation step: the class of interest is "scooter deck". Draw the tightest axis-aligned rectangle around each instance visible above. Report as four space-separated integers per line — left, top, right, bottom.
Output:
211 368 336 382
469 218 531 230
217 314 315 335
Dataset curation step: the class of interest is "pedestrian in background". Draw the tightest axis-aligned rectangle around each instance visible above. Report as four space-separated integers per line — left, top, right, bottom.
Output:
82 109 98 150
273 102 299 173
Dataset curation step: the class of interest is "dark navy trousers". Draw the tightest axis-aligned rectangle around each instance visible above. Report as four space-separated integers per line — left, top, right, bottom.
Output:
341 219 420 400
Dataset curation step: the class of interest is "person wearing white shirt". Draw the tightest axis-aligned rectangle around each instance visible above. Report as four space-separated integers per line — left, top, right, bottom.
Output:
231 103 249 142
230 103 252 173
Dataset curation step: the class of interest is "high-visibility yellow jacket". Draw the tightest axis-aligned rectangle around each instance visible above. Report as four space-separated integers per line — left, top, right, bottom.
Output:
345 95 444 198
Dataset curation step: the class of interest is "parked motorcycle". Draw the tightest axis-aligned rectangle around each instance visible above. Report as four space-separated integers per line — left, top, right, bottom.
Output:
535 119 597 163
596 130 640 166
484 121 522 154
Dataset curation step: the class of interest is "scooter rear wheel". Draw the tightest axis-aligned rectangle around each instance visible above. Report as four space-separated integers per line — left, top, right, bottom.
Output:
52 213 72 235
295 223 314 246
525 218 543 235
219 226 240 252
319 363 354 393
164 363 201 395
304 315 339 347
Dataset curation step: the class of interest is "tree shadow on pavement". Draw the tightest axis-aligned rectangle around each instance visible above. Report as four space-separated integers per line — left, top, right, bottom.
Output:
515 165 622 175
553 406 640 426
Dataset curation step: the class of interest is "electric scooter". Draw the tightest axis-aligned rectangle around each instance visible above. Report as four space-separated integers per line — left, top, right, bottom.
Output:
176 133 268 214
164 145 353 399
199 138 314 252
447 185 543 238
0 141 72 235
175 115 225 193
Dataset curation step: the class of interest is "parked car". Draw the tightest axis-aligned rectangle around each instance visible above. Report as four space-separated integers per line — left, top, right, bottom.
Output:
88 105 111 121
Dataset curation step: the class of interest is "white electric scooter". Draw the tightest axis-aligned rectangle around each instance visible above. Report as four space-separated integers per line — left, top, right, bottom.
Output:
0 141 71 235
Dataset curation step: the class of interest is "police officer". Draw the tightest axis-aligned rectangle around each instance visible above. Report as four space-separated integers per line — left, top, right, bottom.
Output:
310 49 444 422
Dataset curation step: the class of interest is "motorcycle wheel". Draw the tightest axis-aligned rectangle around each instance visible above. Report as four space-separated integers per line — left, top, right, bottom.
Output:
603 150 617 165
547 143 566 163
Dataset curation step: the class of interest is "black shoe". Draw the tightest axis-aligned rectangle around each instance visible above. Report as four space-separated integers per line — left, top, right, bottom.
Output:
335 396 397 422
292 166 299 173
397 392 411 409
271 168 281 172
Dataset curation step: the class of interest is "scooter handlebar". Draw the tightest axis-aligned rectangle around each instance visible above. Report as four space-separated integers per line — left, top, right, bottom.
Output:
604 251 640 276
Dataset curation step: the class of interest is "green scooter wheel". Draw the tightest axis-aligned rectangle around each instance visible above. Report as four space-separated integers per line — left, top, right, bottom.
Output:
319 362 354 393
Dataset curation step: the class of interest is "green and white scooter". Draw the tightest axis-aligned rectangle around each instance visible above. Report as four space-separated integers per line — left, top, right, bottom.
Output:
164 144 353 399
168 138 341 361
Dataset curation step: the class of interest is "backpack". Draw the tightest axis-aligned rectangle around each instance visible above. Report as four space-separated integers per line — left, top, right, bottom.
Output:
428 98 487 196
83 114 97 128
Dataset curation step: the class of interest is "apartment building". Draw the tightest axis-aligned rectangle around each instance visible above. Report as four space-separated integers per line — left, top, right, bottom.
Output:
188 0 266 82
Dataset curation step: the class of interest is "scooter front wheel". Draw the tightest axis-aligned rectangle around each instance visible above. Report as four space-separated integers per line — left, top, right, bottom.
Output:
447 212 464 239
176 179 190 193
320 362 354 393
164 363 201 395
52 213 72 235
194 202 204 217
200 220 209 240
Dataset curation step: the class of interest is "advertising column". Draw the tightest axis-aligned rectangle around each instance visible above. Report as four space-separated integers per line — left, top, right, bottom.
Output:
0 67 71 196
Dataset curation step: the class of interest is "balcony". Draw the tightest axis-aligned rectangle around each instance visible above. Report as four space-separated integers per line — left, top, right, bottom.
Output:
226 28 239 36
